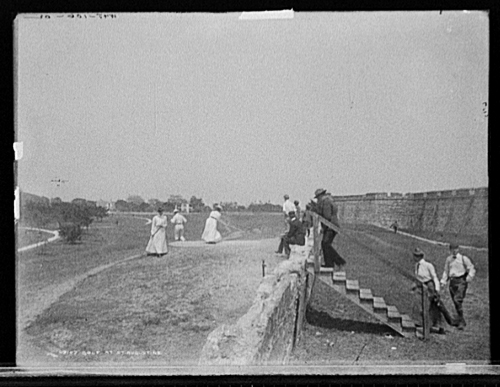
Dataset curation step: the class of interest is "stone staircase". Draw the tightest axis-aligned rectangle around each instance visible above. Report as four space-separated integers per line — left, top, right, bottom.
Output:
311 266 417 338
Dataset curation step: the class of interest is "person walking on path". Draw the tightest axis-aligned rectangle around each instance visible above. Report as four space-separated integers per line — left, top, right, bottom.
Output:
440 242 476 330
275 211 306 258
170 209 187 241
201 205 222 244
314 188 346 269
145 207 169 257
411 247 455 334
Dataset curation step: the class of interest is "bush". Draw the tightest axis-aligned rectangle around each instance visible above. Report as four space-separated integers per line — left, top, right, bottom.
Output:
58 222 82 244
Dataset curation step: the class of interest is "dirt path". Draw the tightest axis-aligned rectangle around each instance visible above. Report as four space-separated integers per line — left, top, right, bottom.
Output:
17 227 60 252
18 235 284 366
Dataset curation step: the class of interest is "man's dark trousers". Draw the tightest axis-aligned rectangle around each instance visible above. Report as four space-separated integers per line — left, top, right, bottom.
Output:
449 275 468 326
277 235 304 256
321 228 346 268
421 280 455 327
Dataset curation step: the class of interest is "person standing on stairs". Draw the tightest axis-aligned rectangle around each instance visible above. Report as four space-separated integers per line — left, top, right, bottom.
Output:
411 247 454 334
313 188 346 270
440 242 476 331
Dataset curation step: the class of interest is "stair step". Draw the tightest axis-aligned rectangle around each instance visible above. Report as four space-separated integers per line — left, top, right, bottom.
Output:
319 267 334 275
387 305 402 322
359 289 373 304
345 280 359 293
400 314 416 332
373 297 387 313
332 271 346 283
313 271 412 338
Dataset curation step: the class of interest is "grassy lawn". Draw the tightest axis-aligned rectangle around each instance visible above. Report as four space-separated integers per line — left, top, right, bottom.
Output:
17 213 489 367
17 212 285 366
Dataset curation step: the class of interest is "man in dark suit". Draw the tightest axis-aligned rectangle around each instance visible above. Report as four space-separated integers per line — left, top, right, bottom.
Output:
275 211 306 258
314 188 346 269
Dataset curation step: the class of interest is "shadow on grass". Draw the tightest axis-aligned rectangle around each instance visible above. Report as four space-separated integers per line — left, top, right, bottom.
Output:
306 307 393 336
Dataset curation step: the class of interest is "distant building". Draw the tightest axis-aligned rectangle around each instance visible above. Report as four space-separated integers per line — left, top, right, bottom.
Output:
97 199 115 210
180 203 190 213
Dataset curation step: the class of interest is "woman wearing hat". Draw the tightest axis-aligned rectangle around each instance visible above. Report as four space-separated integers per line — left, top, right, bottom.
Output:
145 207 169 257
201 205 222 244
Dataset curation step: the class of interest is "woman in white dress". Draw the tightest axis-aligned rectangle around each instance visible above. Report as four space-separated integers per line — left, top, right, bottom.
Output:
201 205 222 244
145 208 169 256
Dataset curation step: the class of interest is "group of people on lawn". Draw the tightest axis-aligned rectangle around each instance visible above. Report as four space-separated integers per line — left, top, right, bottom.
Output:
412 243 475 333
275 189 346 270
278 188 475 335
145 188 475 335
145 204 223 256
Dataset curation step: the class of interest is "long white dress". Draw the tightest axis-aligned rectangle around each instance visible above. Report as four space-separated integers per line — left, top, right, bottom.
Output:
145 214 169 254
201 211 222 243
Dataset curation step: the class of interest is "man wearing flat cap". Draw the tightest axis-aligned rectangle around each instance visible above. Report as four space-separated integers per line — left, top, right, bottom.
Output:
276 210 306 258
412 247 453 334
313 188 346 269
440 242 476 330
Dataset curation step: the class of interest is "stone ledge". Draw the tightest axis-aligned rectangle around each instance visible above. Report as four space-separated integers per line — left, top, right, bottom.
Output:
198 245 313 366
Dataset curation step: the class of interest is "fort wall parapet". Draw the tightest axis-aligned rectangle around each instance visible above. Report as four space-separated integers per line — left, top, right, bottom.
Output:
333 187 488 236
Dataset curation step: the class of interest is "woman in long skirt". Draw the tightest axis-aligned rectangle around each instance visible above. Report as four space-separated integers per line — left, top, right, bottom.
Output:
201 205 222 244
145 208 169 256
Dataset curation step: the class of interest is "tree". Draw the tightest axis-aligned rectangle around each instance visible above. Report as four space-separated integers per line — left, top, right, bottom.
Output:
58 222 82 244
23 201 52 229
189 196 205 212
93 206 109 221
138 202 153 212
247 202 281 213
115 200 130 212
127 195 145 206
148 198 162 210
220 201 244 212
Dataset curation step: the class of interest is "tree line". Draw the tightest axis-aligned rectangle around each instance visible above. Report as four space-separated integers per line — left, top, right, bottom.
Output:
115 195 282 213
21 200 108 243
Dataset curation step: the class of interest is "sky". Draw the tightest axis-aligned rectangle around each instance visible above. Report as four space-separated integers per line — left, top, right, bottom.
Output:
15 11 489 206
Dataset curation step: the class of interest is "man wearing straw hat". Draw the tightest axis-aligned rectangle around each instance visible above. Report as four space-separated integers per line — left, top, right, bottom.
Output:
411 247 455 334
440 242 476 330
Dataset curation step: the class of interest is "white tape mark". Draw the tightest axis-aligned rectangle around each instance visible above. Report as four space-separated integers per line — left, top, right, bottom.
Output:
239 9 294 20
14 187 20 221
14 142 23 160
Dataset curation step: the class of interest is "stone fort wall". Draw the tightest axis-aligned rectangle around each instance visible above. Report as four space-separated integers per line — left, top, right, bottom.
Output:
333 187 488 236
